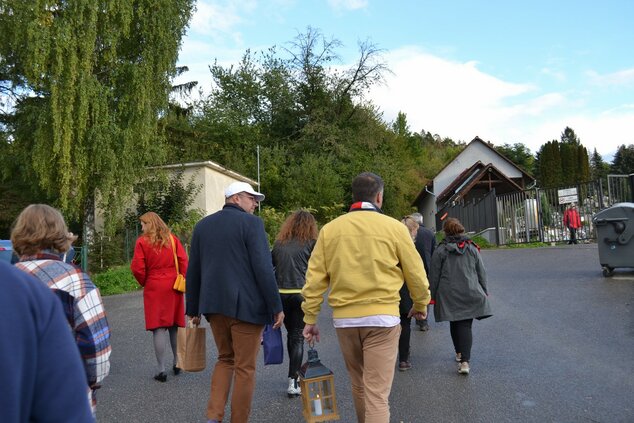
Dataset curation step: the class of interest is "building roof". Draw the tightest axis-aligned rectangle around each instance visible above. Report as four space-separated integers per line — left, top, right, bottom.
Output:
436 161 525 207
412 136 535 205
150 160 259 186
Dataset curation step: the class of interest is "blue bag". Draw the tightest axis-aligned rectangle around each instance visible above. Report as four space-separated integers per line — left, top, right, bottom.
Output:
262 324 283 365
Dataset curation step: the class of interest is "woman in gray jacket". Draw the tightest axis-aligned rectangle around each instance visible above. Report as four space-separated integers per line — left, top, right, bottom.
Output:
272 210 318 397
429 217 492 375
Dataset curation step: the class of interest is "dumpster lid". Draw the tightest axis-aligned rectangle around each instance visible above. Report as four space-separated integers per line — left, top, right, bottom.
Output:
593 202 634 222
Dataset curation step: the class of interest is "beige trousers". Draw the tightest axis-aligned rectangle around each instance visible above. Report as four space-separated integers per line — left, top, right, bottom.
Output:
336 325 401 423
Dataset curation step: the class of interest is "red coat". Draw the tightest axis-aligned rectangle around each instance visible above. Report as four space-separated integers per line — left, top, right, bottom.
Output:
131 235 188 330
563 208 581 229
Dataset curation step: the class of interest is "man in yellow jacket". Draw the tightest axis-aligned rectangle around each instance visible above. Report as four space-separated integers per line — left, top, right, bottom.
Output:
302 172 431 423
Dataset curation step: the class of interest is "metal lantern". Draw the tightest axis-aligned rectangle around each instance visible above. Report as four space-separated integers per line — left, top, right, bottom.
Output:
299 346 340 422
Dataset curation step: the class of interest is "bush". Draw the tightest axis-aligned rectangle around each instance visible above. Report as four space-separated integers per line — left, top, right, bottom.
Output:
93 264 141 296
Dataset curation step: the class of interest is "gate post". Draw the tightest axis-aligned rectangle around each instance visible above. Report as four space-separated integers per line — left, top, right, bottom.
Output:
536 187 544 243
492 188 500 246
629 173 634 202
598 179 605 209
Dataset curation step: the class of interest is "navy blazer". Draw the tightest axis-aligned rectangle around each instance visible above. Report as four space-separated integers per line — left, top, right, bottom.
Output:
186 204 282 325
414 226 436 275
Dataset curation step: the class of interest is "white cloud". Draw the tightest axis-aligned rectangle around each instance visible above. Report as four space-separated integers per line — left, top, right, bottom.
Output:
367 47 634 160
586 67 634 87
327 0 368 11
540 67 566 82
189 0 257 43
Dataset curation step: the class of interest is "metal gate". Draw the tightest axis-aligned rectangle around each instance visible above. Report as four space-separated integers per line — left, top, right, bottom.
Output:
496 181 603 245
446 175 633 246
607 174 634 204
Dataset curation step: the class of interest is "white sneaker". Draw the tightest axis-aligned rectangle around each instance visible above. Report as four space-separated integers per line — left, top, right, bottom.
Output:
458 361 470 375
287 378 301 397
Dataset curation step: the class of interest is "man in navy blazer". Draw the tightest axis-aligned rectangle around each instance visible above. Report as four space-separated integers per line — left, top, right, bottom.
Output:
186 181 284 423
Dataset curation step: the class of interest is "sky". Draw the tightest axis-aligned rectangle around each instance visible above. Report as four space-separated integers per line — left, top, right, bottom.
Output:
175 0 634 161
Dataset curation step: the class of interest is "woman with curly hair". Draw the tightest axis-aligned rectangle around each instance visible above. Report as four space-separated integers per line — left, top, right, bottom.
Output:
131 211 188 382
271 210 318 397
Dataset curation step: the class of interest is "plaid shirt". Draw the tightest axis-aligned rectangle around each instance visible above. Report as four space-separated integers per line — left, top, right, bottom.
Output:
16 254 111 412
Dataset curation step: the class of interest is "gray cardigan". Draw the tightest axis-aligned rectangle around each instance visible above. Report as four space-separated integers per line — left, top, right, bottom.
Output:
429 235 492 322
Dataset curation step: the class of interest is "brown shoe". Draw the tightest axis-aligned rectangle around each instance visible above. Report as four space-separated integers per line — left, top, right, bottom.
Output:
398 361 412 371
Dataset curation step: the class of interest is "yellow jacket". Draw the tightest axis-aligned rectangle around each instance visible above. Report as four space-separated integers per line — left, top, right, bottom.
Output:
301 209 431 324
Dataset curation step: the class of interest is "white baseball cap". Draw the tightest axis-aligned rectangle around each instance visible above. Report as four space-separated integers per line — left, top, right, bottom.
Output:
224 181 265 202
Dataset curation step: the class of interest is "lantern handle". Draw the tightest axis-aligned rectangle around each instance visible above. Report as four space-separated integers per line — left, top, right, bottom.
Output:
307 339 316 350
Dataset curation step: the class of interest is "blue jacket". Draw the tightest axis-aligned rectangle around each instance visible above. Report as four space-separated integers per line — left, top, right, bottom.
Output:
0 261 94 423
186 204 283 324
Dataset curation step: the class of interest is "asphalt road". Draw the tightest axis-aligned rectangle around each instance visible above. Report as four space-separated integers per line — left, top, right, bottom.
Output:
98 244 634 423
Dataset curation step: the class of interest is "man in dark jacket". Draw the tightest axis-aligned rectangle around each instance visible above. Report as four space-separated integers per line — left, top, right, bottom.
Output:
186 181 284 423
410 213 436 331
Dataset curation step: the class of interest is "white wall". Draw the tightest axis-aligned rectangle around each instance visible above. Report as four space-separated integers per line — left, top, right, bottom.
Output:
94 160 258 230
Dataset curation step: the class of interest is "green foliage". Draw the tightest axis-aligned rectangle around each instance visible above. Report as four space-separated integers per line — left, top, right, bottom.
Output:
0 0 195 228
610 144 634 174
535 128 590 188
131 170 202 227
92 264 141 296
590 148 610 185
259 206 289 246
494 143 535 175
539 192 553 226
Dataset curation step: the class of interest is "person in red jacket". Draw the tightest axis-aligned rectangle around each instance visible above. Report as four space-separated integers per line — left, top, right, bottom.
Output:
131 212 188 382
563 204 582 244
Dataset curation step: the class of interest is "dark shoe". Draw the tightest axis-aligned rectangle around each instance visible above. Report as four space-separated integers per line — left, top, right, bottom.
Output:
398 361 412 371
207 420 221 423
173 365 181 375
153 372 167 382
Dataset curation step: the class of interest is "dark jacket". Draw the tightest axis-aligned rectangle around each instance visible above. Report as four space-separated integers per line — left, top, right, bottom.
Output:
186 204 283 325
414 226 436 274
0 261 94 423
272 239 316 290
429 235 492 322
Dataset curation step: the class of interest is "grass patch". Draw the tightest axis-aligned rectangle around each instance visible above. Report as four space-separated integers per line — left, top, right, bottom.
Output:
92 264 141 296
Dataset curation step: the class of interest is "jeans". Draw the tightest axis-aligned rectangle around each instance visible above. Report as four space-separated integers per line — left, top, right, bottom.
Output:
281 293 305 379
336 325 401 423
450 319 473 362
205 314 264 423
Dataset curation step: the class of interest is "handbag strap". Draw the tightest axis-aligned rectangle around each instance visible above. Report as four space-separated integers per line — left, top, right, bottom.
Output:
170 235 180 275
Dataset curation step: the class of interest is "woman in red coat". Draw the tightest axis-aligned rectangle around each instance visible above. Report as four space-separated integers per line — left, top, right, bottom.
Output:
131 212 188 382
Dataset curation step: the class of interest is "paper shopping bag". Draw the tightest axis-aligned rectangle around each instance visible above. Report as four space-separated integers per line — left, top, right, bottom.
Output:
176 324 206 372
262 324 283 365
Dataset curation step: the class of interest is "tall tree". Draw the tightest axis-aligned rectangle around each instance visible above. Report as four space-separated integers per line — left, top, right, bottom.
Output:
610 144 634 174
590 148 609 183
494 142 535 175
0 0 195 233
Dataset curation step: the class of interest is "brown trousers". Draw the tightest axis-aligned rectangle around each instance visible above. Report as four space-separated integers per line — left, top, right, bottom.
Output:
206 314 264 423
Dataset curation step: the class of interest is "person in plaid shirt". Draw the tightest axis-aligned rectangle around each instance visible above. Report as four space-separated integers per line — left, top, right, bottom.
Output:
11 204 111 417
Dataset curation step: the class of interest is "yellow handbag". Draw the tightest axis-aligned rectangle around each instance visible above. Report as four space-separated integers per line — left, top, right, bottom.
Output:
170 235 186 293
